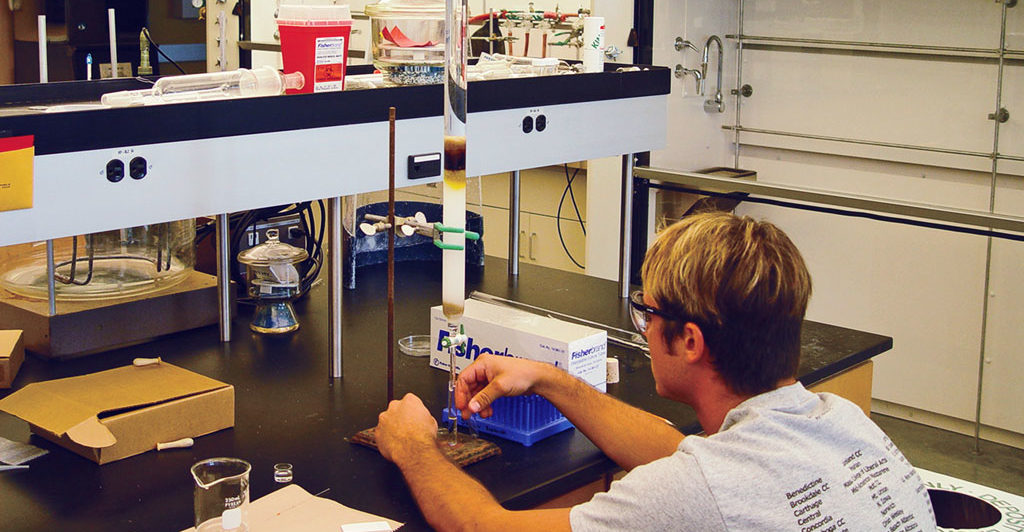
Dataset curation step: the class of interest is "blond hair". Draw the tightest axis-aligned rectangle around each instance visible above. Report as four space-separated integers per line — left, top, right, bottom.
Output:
641 212 812 395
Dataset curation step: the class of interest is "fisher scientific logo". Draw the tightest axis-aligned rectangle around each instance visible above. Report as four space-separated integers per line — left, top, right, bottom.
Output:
436 330 518 361
571 345 604 360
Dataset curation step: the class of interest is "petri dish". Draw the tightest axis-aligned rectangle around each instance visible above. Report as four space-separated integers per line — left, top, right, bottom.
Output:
398 335 432 357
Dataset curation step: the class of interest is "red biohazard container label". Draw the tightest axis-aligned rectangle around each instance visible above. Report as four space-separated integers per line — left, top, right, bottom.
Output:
314 36 346 92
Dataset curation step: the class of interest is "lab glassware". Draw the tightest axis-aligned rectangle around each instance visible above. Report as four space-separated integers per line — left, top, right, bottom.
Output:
236 228 309 334
101 67 304 107
0 220 195 301
273 462 293 483
365 0 445 85
437 0 469 445
192 457 251 532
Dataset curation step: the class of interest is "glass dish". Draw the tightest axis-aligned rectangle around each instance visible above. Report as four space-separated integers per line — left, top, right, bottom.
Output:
364 0 445 85
398 334 433 357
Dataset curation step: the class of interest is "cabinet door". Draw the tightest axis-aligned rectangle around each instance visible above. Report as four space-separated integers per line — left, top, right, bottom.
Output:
524 213 587 272
480 204 510 260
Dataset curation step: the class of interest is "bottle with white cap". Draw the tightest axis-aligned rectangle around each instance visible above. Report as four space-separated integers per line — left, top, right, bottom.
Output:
582 16 606 73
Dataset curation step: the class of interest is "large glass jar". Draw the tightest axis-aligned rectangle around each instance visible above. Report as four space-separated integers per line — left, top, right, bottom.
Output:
364 0 445 85
0 219 196 301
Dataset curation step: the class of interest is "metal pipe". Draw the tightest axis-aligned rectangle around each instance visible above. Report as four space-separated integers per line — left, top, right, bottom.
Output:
38 15 52 315
387 107 396 403
975 234 995 454
723 125 994 159
328 197 343 379
508 170 520 276
215 213 231 342
45 239 55 316
37 15 47 83
733 0 745 168
973 0 1011 455
634 167 1024 236
107 9 118 78
726 34 1001 58
618 154 635 299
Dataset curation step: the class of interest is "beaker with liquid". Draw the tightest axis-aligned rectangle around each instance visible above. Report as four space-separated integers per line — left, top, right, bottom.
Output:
192 458 252 532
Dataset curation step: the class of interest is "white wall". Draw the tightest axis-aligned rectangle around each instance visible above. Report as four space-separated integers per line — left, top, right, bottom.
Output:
650 0 1024 445
649 0 737 173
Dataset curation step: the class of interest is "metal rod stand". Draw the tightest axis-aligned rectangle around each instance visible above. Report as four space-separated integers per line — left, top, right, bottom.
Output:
45 239 56 316
387 107 396 403
328 197 343 380
508 170 521 276
215 213 231 342
618 154 635 298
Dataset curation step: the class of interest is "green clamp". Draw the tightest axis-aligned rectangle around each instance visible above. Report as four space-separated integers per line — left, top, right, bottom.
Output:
432 223 478 248
433 240 464 251
433 223 463 234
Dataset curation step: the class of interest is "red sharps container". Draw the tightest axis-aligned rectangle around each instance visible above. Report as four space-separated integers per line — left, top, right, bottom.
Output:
276 4 353 94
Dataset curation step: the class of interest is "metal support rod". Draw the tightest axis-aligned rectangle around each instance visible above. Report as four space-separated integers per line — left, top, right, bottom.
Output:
726 34 1003 58
618 154 635 298
37 15 47 83
107 9 118 78
328 197 343 380
488 8 495 55
973 0 1011 455
45 239 55 316
387 107 396 403
508 170 521 276
723 125 1009 160
733 0 745 168
215 213 231 342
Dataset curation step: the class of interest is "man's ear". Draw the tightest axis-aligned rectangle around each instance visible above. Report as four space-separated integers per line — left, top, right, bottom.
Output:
670 322 707 364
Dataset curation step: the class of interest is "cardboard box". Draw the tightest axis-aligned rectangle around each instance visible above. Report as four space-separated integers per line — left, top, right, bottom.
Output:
0 330 25 388
0 362 234 464
430 299 608 391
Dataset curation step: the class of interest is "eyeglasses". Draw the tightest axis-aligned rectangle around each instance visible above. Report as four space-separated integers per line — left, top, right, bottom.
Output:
629 290 681 334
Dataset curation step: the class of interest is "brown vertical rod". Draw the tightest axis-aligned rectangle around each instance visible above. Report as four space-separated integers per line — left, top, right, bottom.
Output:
387 106 396 404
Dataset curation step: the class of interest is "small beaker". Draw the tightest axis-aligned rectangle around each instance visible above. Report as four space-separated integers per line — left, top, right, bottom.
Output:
192 458 252 532
273 463 293 483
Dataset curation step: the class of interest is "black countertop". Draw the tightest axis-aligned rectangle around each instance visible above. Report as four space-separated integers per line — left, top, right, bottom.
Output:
0 257 891 531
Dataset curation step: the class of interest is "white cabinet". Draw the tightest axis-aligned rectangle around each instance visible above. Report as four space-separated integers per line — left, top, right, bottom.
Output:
480 166 588 273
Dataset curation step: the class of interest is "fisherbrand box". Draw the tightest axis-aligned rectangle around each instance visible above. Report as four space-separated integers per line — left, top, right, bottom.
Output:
0 362 233 464
429 299 607 391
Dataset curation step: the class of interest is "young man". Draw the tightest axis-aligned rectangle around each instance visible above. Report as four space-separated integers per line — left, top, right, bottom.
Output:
374 212 936 531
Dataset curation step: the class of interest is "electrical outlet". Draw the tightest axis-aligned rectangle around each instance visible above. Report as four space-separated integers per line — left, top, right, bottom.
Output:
99 62 134 79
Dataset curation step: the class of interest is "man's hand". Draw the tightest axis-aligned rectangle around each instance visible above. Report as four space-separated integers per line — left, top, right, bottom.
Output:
455 354 554 419
375 393 438 465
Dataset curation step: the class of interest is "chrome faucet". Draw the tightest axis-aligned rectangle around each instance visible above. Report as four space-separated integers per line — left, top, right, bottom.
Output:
673 64 703 92
701 35 724 113
673 37 703 94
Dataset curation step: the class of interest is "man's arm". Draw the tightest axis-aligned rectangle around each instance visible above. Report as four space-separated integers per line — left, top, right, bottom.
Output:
457 355 683 471
376 393 570 532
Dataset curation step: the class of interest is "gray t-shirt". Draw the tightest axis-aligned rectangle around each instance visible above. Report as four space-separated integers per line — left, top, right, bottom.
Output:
570 382 936 531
